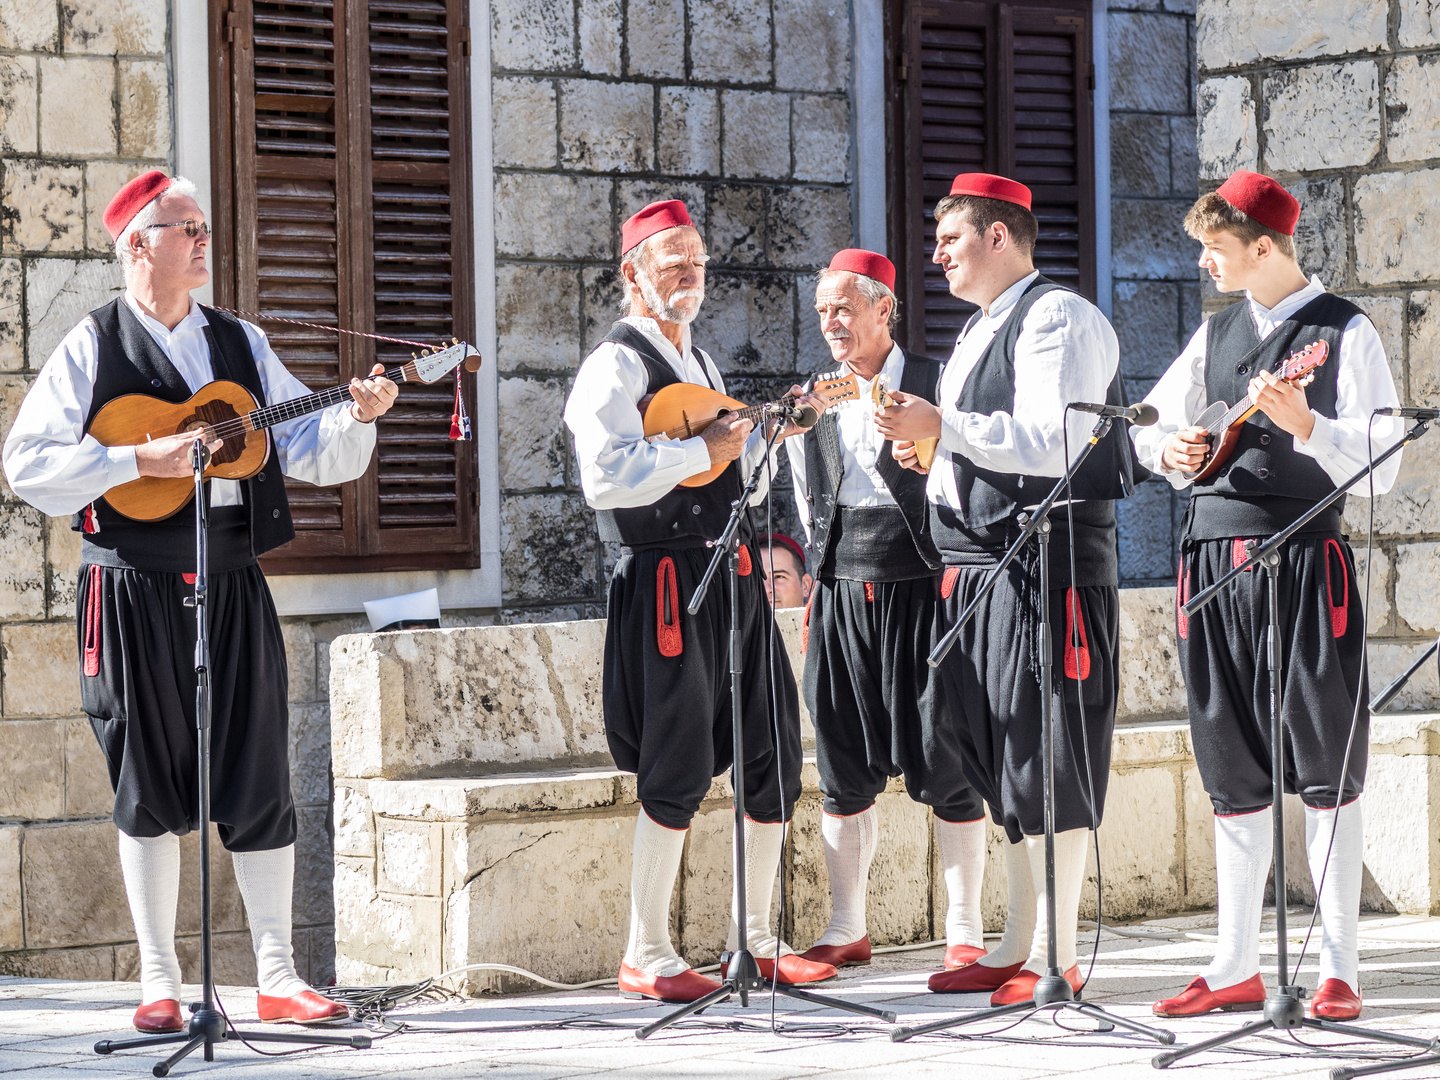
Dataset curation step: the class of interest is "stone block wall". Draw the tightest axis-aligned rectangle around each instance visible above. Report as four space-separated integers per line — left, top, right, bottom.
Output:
1194 0 1440 708
490 0 854 621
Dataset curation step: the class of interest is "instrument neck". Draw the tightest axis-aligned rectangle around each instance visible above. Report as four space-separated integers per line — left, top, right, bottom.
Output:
246 364 411 431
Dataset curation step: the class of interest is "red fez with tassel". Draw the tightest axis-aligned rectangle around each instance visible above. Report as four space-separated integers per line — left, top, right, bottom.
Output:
103 170 172 241
621 200 695 255
947 172 1032 210
827 249 896 292
1215 170 1301 236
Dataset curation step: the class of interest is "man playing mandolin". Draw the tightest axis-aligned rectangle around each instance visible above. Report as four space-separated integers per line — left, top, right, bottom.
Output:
2 172 398 1032
564 199 832 1004
1135 171 1402 1021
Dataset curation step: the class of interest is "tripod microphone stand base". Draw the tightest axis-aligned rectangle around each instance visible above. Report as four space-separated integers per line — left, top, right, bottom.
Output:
94 1003 370 1077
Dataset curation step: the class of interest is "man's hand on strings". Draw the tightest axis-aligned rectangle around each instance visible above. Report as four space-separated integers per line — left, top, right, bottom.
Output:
135 430 222 478
770 384 829 440
350 364 399 423
1248 369 1315 442
874 389 943 443
1161 426 1210 474
701 412 754 465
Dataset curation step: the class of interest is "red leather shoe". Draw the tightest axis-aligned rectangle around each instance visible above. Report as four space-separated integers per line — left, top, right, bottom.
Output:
799 936 871 968
133 999 184 1033
928 960 1023 993
1152 974 1265 1017
618 962 722 1003
990 966 1082 1006
1310 978 1362 1020
721 953 839 985
256 991 349 1024
944 944 987 970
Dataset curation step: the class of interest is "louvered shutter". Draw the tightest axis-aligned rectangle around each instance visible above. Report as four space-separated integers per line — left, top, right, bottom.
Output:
895 1 1095 358
210 0 477 574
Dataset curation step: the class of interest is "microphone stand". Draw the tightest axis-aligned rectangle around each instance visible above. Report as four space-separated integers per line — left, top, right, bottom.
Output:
95 439 370 1076
892 415 1173 1046
1155 418 1437 1072
638 412 897 1040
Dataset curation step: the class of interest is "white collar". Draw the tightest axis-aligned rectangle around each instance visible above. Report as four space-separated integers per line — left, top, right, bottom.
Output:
122 290 205 339
621 315 693 363
980 270 1041 321
1247 275 1327 323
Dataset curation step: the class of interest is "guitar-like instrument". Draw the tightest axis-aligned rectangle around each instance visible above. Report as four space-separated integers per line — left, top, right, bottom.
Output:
872 373 938 470
91 341 482 521
1181 339 1328 482
642 373 861 488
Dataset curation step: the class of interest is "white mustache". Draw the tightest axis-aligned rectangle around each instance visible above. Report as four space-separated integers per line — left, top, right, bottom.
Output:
826 329 851 340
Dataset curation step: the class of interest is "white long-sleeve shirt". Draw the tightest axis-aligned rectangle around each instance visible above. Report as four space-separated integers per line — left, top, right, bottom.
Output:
785 344 903 544
564 315 774 509
3 291 378 517
926 270 1120 510
1133 276 1402 495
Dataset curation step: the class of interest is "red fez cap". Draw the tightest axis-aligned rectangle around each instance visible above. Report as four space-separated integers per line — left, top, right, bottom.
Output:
827 248 896 292
947 172 1032 210
1215 170 1300 236
103 170 173 242
621 200 695 255
761 533 807 570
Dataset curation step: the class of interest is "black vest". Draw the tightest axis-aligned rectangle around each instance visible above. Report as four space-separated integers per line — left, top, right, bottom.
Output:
591 323 752 551
801 349 943 581
929 276 1142 586
74 299 295 571
1188 292 1359 540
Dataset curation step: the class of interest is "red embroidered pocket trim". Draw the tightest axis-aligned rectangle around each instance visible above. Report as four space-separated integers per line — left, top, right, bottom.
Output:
1063 587 1090 680
182 573 196 585
82 564 102 677
864 582 874 603
1232 538 1249 570
802 591 813 653
1176 559 1190 641
1325 538 1348 638
737 544 752 576
941 567 960 600
656 557 682 657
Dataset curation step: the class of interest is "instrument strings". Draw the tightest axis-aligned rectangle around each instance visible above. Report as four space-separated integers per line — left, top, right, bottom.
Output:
192 362 414 443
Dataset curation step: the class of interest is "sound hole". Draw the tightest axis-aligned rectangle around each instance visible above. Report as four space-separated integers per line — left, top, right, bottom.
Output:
179 400 244 465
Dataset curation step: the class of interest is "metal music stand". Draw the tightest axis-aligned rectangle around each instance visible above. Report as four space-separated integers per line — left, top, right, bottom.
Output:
1154 416 1437 1071
94 439 369 1076
892 413 1173 1047
637 411 896 1040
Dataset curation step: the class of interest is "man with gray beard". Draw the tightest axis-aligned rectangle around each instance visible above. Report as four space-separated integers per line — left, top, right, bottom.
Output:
564 200 833 1003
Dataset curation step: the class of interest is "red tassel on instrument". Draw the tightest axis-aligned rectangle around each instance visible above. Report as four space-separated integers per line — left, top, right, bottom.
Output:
449 375 471 441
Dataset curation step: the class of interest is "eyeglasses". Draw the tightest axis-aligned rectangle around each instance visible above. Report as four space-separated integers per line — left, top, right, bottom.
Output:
151 220 211 239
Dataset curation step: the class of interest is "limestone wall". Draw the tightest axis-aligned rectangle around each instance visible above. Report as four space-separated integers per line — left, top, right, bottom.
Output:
1194 0 1440 707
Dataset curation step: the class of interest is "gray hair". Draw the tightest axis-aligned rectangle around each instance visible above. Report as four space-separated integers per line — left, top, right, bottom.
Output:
618 235 654 317
815 267 901 332
114 175 200 277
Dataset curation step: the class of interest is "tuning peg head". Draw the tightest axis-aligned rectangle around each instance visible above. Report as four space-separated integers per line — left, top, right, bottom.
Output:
411 352 417 359
452 336 460 345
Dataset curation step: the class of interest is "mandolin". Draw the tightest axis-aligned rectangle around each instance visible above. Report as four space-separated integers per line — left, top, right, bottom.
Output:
873 373 938 470
642 372 860 488
91 341 482 521
1181 339 1328 482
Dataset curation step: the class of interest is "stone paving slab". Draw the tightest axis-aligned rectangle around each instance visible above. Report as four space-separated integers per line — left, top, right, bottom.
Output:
2 913 1440 1078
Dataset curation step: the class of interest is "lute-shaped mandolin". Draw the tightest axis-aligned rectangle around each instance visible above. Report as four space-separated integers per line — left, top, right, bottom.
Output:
873 372 938 470
90 340 482 521
1181 339 1328 482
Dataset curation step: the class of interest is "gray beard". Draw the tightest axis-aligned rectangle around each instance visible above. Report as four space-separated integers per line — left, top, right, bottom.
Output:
637 269 703 325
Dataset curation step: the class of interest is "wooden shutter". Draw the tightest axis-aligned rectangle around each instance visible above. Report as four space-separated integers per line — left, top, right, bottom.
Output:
892 0 1095 358
210 0 477 574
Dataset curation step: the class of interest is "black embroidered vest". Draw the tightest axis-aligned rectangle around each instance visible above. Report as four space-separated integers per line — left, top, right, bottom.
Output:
591 323 752 551
74 299 295 571
801 349 943 581
1188 292 1359 540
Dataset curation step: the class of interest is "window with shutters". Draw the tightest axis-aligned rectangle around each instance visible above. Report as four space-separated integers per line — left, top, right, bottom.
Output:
889 0 1096 358
208 0 478 575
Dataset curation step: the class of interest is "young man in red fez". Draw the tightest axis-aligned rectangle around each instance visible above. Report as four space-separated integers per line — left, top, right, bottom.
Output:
876 172 1141 1004
1135 170 1401 1021
563 200 833 1003
2 172 399 1031
782 249 988 975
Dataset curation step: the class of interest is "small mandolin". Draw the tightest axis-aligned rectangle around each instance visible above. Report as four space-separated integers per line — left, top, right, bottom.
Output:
642 372 860 488
873 373 938 470
91 340 482 521
1182 339 1329 482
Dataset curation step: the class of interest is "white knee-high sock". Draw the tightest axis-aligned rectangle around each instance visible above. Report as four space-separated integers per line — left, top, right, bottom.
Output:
1305 800 1363 992
117 831 182 1004
232 845 310 998
814 806 878 947
1022 829 1089 973
623 810 689 977
979 837 1036 968
933 815 986 951
1202 808 1272 991
727 819 794 959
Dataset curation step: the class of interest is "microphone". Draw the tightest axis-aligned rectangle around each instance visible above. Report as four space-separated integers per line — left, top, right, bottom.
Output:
769 402 820 428
1374 406 1440 419
189 437 211 471
1068 401 1159 427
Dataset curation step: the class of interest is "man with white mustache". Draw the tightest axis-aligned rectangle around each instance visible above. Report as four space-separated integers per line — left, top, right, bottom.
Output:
564 200 833 1003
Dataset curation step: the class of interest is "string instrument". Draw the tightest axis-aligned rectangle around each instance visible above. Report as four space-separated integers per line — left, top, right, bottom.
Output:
642 372 861 488
873 373 938 470
1182 339 1329 482
91 341 482 521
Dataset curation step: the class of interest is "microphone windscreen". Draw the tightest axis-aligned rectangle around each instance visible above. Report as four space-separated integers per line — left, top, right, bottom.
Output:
1130 402 1160 427
793 404 820 428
